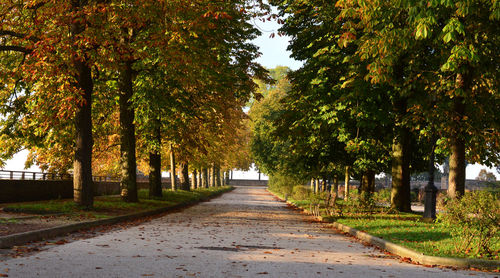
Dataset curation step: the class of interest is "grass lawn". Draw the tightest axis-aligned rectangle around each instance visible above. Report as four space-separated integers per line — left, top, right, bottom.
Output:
3 186 233 220
269 189 499 261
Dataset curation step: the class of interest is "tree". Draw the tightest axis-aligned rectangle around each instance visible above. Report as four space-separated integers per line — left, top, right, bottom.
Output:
476 169 497 182
0 0 108 208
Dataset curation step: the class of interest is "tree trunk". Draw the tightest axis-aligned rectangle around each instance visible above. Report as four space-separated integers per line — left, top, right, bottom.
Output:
198 168 203 188
333 175 339 198
71 0 93 209
202 168 208 188
361 170 375 194
344 166 350 200
180 162 190 191
191 169 198 190
448 96 466 198
170 145 176 190
73 59 94 208
211 164 216 187
390 120 412 212
119 60 138 202
148 151 162 198
215 165 221 187
148 124 162 198
361 170 375 201
310 179 315 192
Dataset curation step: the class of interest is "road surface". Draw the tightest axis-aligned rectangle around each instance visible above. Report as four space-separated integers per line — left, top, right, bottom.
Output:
0 186 493 277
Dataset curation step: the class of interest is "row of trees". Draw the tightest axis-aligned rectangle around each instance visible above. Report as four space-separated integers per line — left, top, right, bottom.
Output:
0 0 265 208
251 0 499 211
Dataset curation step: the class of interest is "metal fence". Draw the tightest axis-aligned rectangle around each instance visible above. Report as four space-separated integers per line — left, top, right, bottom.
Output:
0 170 119 182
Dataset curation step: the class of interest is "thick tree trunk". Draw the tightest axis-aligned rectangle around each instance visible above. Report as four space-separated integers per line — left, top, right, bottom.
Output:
180 162 190 191
119 60 138 202
71 0 93 209
202 168 208 188
211 165 216 187
448 96 466 198
361 170 375 194
344 166 350 200
170 145 176 190
390 126 412 212
215 166 221 187
73 60 94 208
148 124 162 198
361 170 375 201
148 151 162 198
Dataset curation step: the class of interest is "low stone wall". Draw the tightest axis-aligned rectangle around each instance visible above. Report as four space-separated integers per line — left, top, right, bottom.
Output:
227 179 268 186
0 179 178 203
0 180 74 203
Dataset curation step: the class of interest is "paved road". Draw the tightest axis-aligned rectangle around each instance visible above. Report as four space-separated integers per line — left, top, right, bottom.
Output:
0 186 493 277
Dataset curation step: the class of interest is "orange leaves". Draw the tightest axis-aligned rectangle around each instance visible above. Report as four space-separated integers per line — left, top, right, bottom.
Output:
202 11 233 20
338 32 356 48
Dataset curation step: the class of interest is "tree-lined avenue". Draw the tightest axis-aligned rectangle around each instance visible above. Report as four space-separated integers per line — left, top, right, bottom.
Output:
0 186 485 277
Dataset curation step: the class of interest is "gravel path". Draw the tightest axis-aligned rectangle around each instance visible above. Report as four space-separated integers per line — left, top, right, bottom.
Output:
0 186 494 277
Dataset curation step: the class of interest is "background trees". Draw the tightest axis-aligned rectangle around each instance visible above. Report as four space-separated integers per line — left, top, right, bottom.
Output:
0 0 269 207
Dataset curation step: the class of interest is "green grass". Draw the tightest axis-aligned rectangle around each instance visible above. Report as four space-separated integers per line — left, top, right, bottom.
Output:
4 186 233 220
269 188 499 261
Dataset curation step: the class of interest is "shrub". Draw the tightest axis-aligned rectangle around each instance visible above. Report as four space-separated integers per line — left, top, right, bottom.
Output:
437 190 499 257
292 185 311 200
373 188 391 204
436 190 450 210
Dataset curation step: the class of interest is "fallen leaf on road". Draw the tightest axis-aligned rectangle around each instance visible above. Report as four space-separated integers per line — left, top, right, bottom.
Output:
96 244 110 248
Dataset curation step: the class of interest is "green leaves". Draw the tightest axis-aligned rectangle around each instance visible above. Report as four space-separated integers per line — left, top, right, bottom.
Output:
442 18 465 43
415 22 429 39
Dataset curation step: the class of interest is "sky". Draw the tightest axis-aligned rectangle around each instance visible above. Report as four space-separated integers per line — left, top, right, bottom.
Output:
2 14 499 181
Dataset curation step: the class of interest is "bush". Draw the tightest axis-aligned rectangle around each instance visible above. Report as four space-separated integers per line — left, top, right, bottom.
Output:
436 190 451 210
437 190 499 257
268 174 307 200
373 188 391 204
292 185 311 200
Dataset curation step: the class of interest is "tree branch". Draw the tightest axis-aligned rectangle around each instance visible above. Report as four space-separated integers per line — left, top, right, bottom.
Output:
0 45 30 54
0 30 40 42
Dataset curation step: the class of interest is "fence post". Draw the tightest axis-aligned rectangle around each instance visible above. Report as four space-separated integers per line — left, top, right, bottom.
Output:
10 171 13 179
21 172 25 180
33 173 36 180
